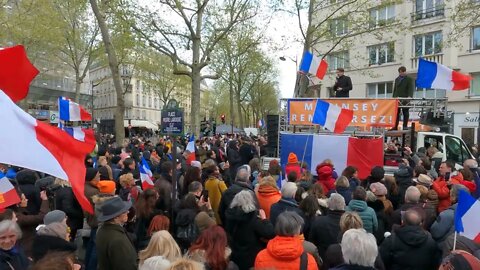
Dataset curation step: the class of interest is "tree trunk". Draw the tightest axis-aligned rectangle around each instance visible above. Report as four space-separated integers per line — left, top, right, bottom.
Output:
235 90 244 129
74 71 82 104
89 0 125 145
191 66 201 136
229 73 235 128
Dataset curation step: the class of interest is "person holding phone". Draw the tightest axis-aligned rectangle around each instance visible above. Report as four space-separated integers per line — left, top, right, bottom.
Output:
432 161 455 213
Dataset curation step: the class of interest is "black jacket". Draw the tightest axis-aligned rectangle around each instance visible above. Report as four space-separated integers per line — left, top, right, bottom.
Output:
225 207 275 270
367 200 389 244
31 235 76 262
16 171 41 215
308 210 344 258
379 225 441 270
239 143 256 166
324 244 385 270
218 182 252 225
269 198 305 227
0 247 30 270
333 75 353 97
227 147 242 180
54 186 84 223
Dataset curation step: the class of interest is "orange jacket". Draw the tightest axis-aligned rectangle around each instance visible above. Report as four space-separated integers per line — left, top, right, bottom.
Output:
256 185 281 219
255 236 318 270
432 177 451 213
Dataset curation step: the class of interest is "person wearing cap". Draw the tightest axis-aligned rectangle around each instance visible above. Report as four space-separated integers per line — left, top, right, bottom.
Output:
370 182 393 216
285 153 301 181
96 197 137 270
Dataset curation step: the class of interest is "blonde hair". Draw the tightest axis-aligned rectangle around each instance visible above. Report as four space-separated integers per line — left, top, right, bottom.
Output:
259 176 278 190
168 259 204 270
340 212 363 234
335 176 350 188
54 178 71 187
139 230 182 265
119 173 135 188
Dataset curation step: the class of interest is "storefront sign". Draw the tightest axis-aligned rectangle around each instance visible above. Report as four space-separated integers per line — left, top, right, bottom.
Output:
287 99 398 128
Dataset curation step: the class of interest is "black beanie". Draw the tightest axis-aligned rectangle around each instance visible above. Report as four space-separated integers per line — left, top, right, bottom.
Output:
85 168 98 182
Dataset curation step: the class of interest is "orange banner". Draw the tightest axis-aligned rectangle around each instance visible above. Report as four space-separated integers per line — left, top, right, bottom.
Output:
288 99 398 127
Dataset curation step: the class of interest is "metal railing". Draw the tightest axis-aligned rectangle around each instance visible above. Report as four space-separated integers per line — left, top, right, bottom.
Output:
411 54 443 69
411 6 445 22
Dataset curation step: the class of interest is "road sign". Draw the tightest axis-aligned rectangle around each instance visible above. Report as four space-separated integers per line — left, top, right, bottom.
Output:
161 99 184 135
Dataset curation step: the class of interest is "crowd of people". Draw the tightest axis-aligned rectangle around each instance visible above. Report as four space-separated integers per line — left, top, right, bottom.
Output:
0 134 480 270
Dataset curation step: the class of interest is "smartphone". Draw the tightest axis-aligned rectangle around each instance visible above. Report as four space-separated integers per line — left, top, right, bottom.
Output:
202 190 209 202
445 172 451 181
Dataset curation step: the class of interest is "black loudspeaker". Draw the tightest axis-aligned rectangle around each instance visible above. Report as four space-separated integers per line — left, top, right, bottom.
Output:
266 115 279 148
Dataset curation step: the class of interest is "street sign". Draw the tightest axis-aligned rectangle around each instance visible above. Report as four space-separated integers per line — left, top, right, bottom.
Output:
161 99 184 135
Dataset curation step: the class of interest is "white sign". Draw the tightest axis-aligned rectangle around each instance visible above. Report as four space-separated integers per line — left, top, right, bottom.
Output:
49 111 59 124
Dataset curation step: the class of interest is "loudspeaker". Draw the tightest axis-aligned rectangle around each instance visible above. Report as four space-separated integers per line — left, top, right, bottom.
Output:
266 115 279 148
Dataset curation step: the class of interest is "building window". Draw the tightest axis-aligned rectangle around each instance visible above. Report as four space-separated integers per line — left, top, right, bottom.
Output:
327 51 349 71
414 87 446 98
136 94 140 106
470 73 480 96
369 5 395 28
368 42 395 65
413 0 444 21
367 82 394 98
142 95 146 107
148 97 152 108
329 17 348 36
142 110 146 119
414 32 442 56
472 26 480 51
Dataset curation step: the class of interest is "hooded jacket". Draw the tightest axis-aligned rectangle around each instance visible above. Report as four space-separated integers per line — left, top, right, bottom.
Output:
394 165 413 205
225 207 275 270
316 165 336 194
346 200 378 233
255 236 318 270
256 185 281 219
379 225 441 270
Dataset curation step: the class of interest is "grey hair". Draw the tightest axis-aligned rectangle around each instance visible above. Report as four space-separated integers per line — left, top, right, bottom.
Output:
230 190 257 213
235 167 250 183
281 182 298 199
275 211 304 236
341 229 377 267
464 159 478 169
328 193 346 211
450 184 469 202
405 186 420 203
0 220 22 239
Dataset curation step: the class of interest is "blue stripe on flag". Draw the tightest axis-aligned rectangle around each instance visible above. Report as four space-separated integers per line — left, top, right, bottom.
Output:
63 127 74 137
58 98 71 121
280 133 313 172
454 190 477 233
299 52 313 73
312 99 330 126
416 58 437 89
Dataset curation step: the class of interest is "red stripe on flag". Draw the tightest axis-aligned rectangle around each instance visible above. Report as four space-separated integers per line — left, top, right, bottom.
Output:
35 121 95 214
333 108 354 134
0 45 39 102
347 137 384 179
142 181 155 190
474 233 480 244
186 152 196 165
316 59 328 80
80 107 92 121
452 70 472 90
0 187 21 209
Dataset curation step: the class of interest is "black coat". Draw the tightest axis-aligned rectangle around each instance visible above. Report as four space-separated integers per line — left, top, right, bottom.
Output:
31 235 76 262
367 200 389 244
218 182 252 225
16 172 41 215
308 210 344 258
0 247 30 270
227 147 242 180
239 143 256 166
225 207 275 270
54 186 84 234
333 75 353 97
269 198 305 227
328 187 353 205
324 244 385 270
379 225 441 270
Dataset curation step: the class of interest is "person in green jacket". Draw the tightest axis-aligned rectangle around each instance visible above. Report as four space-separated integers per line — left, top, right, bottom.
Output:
392 66 415 130
96 197 137 270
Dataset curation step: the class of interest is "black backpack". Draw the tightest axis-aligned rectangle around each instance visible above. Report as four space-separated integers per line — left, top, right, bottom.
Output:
175 222 199 251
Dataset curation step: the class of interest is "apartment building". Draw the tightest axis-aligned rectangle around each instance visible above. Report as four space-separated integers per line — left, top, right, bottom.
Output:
311 0 480 146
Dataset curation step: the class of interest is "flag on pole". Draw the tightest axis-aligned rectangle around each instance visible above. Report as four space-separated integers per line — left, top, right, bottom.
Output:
0 45 39 102
455 190 480 243
61 126 96 144
0 177 21 209
139 157 154 190
312 100 353 134
186 135 196 165
58 97 92 121
258 119 264 128
416 58 472 90
299 51 328 80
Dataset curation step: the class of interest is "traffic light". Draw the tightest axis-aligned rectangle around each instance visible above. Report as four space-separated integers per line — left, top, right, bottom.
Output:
221 114 225 124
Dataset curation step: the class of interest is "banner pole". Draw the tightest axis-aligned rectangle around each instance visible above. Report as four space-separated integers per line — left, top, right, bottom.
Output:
300 125 314 168
453 231 457 251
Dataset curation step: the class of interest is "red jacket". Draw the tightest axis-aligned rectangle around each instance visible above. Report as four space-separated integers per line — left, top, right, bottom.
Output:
316 165 336 194
449 172 477 194
255 236 318 270
285 163 301 180
432 177 451 213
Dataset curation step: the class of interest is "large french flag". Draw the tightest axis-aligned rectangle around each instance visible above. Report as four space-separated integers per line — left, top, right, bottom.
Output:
280 133 383 179
58 97 92 121
299 51 328 80
455 190 480 243
186 135 196 165
312 100 354 134
416 58 472 90
0 177 21 209
139 157 155 190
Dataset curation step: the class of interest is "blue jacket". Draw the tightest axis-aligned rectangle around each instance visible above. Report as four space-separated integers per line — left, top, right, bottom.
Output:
346 200 378 233
431 204 456 243
270 198 305 226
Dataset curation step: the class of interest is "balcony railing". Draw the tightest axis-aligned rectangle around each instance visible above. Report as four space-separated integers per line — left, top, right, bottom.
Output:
411 54 443 69
411 6 445 23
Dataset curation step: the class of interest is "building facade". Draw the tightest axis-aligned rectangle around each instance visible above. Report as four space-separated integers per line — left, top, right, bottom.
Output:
311 0 480 145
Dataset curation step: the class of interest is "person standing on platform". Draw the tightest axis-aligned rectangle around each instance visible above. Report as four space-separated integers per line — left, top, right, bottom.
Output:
333 68 353 98
392 66 415 130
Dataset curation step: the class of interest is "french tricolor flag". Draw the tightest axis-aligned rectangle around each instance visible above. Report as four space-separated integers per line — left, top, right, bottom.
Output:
416 58 472 90
61 126 96 145
0 177 21 209
455 190 480 243
58 97 92 122
186 135 196 165
0 45 95 213
299 51 328 80
140 157 154 190
312 100 353 134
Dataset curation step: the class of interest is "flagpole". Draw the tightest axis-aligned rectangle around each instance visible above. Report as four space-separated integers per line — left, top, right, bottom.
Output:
453 231 457 251
301 125 314 168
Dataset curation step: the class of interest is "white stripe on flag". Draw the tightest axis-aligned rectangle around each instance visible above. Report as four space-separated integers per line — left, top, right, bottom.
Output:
309 56 321 75
0 177 14 193
311 134 348 175
431 63 453 90
324 104 341 131
461 200 480 240
69 102 81 121
72 127 85 141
